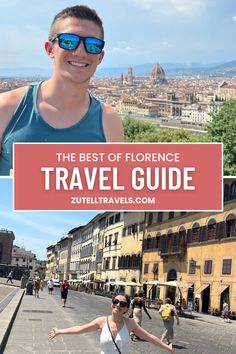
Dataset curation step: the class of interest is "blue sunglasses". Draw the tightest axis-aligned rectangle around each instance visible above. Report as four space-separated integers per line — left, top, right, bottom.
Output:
51 33 105 54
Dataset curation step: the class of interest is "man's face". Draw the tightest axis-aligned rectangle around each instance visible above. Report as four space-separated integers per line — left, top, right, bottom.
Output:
46 17 104 85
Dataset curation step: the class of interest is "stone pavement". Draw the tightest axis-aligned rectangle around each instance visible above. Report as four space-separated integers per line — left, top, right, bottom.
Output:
3 288 100 354
0 277 23 353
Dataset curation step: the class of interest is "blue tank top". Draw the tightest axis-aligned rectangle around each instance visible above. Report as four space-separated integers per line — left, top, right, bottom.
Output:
0 82 106 175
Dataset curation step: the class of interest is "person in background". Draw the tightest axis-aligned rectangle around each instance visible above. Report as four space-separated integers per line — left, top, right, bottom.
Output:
47 278 54 294
49 294 174 353
130 291 152 341
159 298 180 345
33 276 40 298
60 279 70 307
222 300 230 323
6 270 13 284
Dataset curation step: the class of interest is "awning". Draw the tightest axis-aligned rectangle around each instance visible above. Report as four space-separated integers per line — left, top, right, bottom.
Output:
212 285 229 296
107 281 142 287
145 280 192 288
196 283 210 294
78 272 95 280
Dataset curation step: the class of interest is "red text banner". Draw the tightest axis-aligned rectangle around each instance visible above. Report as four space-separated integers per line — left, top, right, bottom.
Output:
13 143 222 211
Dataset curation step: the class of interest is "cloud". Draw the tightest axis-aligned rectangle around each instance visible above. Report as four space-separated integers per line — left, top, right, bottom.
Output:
108 41 134 54
233 16 236 21
126 0 205 16
0 210 66 237
161 40 173 48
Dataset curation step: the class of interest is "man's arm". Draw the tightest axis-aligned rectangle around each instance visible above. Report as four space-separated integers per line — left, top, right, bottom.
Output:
102 104 124 142
0 86 28 144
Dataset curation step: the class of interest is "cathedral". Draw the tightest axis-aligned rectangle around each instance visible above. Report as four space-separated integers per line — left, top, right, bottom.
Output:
150 62 167 85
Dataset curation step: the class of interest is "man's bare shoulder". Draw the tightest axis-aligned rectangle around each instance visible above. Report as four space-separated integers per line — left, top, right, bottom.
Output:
103 104 124 142
0 86 28 110
0 86 28 138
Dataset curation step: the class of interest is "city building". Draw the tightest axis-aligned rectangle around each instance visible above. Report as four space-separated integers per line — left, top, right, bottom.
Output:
0 229 15 264
11 245 37 273
150 62 167 85
141 178 236 313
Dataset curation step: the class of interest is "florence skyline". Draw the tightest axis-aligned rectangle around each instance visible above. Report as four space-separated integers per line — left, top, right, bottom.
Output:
0 0 235 73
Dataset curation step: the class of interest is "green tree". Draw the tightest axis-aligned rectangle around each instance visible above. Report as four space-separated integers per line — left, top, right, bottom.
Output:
123 116 156 142
208 99 236 175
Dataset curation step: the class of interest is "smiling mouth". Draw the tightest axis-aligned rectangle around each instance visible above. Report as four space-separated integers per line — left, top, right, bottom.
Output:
68 61 89 67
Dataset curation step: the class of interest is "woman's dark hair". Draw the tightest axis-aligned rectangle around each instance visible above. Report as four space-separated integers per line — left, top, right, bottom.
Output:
165 297 173 304
113 294 131 308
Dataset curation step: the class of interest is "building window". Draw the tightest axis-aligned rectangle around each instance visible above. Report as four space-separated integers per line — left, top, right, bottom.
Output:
169 211 175 219
122 227 126 237
153 263 158 275
112 257 117 269
224 184 230 202
226 214 236 237
148 213 153 226
189 260 196 274
230 182 236 200
192 223 200 243
105 258 110 270
207 219 216 240
108 234 112 246
127 225 132 235
23 258 25 262
139 222 144 232
114 232 118 245
115 213 120 223
144 263 149 274
109 216 114 225
204 260 212 274
222 259 232 275
157 212 163 223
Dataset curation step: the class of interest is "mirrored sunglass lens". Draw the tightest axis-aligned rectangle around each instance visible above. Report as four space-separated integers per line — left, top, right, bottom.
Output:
85 38 103 54
58 34 79 50
119 301 127 307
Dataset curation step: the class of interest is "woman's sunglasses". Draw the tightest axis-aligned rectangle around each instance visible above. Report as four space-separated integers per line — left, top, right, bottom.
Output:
112 298 128 308
51 33 105 54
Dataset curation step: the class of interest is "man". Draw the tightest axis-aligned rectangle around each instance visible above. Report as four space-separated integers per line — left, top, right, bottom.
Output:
0 5 124 175
6 270 13 284
47 278 54 294
60 279 70 307
222 300 230 322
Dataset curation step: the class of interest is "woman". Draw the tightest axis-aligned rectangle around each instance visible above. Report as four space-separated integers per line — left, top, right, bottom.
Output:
159 298 180 345
130 291 151 340
49 294 174 354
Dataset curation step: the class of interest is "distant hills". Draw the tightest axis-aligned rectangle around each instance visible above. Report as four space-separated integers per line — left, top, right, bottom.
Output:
96 60 236 77
1 60 236 78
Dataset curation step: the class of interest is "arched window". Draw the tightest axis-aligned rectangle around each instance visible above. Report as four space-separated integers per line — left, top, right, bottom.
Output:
147 235 152 249
192 222 200 243
230 182 236 200
224 183 230 202
207 219 216 240
226 214 236 237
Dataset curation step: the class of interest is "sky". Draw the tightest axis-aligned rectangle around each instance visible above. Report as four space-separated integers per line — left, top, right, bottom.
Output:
0 178 99 260
0 0 235 71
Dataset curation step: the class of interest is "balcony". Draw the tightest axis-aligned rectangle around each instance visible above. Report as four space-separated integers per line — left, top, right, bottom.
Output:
159 243 187 258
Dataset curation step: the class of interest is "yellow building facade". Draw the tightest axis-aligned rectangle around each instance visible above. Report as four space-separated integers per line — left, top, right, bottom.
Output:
142 179 236 314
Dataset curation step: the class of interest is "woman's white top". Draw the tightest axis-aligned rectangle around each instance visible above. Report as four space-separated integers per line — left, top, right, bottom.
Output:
100 318 131 354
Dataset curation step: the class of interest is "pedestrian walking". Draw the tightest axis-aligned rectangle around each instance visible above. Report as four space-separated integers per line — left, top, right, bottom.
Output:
40 278 45 291
47 279 54 294
159 298 180 345
49 293 174 353
129 291 152 341
33 277 40 298
222 300 230 323
6 271 13 284
60 279 70 307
